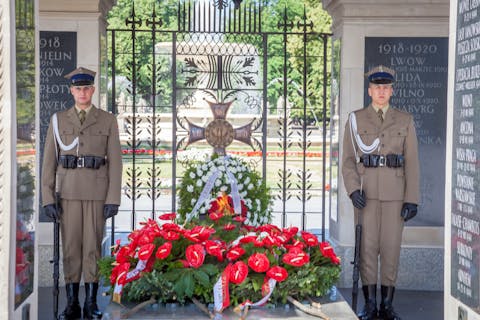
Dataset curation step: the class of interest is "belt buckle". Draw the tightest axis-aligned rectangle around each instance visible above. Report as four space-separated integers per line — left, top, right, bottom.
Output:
77 156 84 168
379 155 385 167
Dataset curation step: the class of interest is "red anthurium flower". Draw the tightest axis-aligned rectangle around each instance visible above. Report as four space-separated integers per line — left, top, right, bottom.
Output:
137 233 154 246
110 262 130 285
183 229 201 243
189 226 216 242
209 210 224 221
283 226 299 237
116 246 133 264
301 231 319 247
226 245 245 261
114 262 131 285
186 244 205 268
205 240 225 261
263 234 279 246
248 253 270 273
267 266 288 282
319 241 341 265
230 261 249 284
223 223 236 231
155 242 172 260
282 249 310 267
284 239 306 251
239 235 257 244
161 223 182 232
138 243 155 261
159 212 177 220
253 237 265 248
233 215 247 223
161 230 180 241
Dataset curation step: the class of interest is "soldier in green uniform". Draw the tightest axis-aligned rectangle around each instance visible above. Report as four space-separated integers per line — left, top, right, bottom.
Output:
42 67 123 319
342 65 420 320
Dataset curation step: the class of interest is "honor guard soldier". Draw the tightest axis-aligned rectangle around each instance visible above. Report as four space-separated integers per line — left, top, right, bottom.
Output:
342 65 420 320
42 67 122 319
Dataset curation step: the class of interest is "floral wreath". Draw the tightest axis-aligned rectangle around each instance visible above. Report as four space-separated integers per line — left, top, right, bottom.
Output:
177 154 272 226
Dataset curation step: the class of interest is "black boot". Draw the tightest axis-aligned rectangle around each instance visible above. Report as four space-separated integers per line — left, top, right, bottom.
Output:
83 283 103 319
378 285 401 320
357 284 378 320
58 283 81 320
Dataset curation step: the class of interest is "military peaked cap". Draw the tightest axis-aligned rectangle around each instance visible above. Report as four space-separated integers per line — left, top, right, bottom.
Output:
64 67 96 86
366 65 395 84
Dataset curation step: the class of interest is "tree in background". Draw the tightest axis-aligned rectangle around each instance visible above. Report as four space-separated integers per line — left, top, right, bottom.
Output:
107 0 332 122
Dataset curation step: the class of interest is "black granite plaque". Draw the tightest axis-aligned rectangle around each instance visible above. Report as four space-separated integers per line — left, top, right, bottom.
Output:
451 1 480 312
364 37 448 227
39 31 76 222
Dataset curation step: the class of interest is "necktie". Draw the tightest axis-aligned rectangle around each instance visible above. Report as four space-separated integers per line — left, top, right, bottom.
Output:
79 110 86 125
377 109 384 123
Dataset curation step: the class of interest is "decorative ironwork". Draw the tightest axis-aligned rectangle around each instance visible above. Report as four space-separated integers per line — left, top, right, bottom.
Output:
107 1 333 241
177 95 259 155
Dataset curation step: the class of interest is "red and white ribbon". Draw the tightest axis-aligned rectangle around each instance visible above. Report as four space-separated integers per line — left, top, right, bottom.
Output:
213 264 231 313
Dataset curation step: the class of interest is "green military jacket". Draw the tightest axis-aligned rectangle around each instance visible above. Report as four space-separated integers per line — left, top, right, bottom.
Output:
41 106 122 206
342 105 420 204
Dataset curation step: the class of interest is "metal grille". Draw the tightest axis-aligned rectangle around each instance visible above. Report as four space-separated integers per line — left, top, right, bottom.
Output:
106 1 335 245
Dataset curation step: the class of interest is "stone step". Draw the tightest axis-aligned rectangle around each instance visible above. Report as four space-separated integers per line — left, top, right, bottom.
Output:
102 290 357 320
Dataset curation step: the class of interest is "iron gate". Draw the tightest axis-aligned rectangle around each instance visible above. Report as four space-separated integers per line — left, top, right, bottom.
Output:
106 1 335 244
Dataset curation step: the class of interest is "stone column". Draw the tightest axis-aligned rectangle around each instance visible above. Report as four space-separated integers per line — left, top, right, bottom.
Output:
322 0 448 290
38 0 116 287
446 1 480 319
0 2 17 318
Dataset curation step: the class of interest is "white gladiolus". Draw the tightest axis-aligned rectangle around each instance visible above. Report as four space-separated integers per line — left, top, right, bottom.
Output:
189 171 196 179
247 183 253 190
220 185 228 192
187 185 194 192
191 198 197 205
240 191 247 197
202 164 208 171
196 179 203 187
202 175 209 182
215 179 222 187
244 177 250 184
237 184 243 190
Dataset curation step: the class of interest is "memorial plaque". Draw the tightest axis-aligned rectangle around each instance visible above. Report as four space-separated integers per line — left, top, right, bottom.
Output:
451 0 480 312
39 31 76 222
365 37 448 227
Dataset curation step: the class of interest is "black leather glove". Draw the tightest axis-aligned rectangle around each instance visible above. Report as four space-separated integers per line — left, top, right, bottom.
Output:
103 204 119 219
401 202 418 222
44 204 61 221
350 190 366 209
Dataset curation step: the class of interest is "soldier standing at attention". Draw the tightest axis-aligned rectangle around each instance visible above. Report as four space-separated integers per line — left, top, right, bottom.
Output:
342 65 420 320
42 67 122 319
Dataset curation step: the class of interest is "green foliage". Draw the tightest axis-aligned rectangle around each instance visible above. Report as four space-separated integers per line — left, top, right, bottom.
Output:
107 0 333 120
177 154 272 225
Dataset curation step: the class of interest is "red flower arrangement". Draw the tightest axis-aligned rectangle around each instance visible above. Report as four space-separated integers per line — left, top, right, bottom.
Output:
100 195 341 311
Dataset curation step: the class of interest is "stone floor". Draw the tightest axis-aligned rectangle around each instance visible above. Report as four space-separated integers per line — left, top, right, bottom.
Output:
38 285 443 319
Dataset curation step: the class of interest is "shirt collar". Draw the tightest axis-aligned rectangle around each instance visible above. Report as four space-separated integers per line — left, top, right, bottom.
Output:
75 105 93 115
372 104 389 115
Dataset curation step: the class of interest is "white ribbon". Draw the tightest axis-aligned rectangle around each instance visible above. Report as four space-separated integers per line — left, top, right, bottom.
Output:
187 170 221 222
238 278 277 310
186 156 243 223
349 112 380 161
113 259 147 297
52 113 79 151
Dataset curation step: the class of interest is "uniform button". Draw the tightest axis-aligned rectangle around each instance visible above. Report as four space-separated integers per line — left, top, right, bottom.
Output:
80 142 84 147
381 144 385 148
381 133 385 137
80 131 84 135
